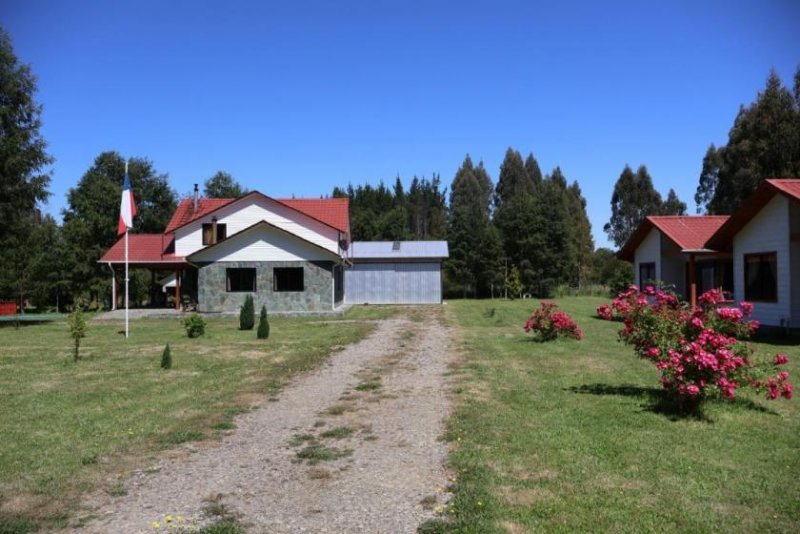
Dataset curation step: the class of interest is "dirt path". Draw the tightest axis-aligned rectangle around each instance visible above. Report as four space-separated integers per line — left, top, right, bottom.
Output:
74 308 454 533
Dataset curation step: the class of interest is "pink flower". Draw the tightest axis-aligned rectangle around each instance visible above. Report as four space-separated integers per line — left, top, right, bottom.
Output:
778 371 789 381
740 301 754 316
774 354 789 365
782 383 794 399
690 316 704 329
686 384 700 396
645 347 661 359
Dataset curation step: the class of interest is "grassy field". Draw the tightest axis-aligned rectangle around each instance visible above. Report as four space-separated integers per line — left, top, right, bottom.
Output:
437 297 799 533
0 310 381 531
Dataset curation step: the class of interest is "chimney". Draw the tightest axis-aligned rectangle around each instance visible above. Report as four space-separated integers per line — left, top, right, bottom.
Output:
193 184 199 211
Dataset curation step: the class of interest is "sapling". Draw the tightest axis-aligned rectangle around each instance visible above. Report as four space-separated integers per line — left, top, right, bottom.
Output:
69 305 87 361
161 343 172 370
240 294 255 330
257 305 270 339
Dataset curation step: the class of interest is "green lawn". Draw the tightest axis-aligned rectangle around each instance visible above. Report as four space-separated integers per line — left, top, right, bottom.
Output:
438 297 799 533
0 311 377 530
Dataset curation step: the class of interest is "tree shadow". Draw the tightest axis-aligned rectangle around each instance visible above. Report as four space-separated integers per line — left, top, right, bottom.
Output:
567 383 779 422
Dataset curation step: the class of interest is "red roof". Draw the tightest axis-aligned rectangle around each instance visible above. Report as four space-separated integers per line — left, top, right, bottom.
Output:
706 178 800 251
618 215 729 261
163 193 350 234
99 234 185 265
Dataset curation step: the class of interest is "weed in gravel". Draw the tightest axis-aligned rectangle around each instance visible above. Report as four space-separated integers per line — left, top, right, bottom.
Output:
363 434 378 442
307 467 333 480
159 429 205 446
323 404 349 416
313 420 326 428
320 426 354 439
197 518 245 534
289 433 316 447
296 444 352 465
418 518 450 533
419 495 438 510
355 377 381 392
107 481 127 497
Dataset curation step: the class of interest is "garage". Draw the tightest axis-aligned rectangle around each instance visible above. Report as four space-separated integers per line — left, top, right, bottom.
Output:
345 241 448 305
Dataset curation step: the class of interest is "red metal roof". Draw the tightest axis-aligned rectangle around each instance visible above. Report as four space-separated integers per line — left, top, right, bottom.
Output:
766 178 800 201
99 234 185 264
618 215 729 261
163 194 350 234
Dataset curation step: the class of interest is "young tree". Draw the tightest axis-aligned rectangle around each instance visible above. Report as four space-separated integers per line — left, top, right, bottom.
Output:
204 171 247 198
69 305 87 362
240 294 255 330
695 68 800 214
603 165 664 248
257 305 270 339
160 343 172 370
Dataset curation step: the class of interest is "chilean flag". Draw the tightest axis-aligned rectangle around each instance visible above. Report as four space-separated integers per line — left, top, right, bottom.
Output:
118 172 137 236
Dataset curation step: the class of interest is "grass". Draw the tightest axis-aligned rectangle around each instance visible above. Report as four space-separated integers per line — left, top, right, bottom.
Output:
295 444 352 465
443 297 800 533
319 426 355 439
0 311 373 530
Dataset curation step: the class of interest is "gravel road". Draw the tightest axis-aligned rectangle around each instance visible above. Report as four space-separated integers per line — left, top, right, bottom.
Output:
73 308 454 533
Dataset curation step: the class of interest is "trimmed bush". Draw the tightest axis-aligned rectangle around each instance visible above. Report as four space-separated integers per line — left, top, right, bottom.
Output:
257 305 270 339
184 313 206 338
68 305 87 362
240 294 255 330
160 343 172 369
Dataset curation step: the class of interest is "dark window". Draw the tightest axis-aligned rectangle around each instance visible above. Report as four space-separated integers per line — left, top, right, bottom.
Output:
744 253 777 302
274 267 304 292
202 223 227 245
639 262 656 286
226 268 256 292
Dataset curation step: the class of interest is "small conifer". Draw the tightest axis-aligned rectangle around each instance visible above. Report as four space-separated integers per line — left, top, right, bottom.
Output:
257 305 270 339
240 294 255 330
161 343 172 370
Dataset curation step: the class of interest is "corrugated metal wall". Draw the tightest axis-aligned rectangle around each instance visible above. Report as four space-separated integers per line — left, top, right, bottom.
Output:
345 262 442 304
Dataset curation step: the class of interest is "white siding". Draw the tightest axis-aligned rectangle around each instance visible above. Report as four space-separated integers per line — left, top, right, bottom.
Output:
634 229 661 286
189 224 337 263
660 238 686 295
791 201 800 327
345 263 442 304
174 197 340 256
733 194 791 327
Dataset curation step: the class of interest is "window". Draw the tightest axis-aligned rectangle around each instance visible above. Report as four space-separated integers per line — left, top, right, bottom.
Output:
226 268 256 292
639 262 656 286
744 253 777 302
202 223 227 245
274 267 304 292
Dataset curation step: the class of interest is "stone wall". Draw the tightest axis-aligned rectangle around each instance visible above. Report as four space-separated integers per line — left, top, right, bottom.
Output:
197 260 334 312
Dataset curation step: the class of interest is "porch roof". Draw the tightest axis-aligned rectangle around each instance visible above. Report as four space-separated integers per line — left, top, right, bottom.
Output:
99 234 187 266
618 215 729 261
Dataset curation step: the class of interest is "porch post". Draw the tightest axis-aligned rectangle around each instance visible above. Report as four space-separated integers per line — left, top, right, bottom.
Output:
110 264 117 311
689 253 697 309
175 269 182 310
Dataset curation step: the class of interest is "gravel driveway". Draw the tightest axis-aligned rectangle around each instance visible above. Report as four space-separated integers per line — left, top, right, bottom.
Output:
73 307 454 533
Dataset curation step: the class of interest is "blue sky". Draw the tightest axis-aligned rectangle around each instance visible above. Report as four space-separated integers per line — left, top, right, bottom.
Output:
3 0 799 248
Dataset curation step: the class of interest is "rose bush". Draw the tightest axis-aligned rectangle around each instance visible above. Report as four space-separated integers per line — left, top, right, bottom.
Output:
524 301 583 341
603 285 792 409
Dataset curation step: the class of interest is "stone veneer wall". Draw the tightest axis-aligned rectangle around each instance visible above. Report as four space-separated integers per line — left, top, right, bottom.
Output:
197 260 334 312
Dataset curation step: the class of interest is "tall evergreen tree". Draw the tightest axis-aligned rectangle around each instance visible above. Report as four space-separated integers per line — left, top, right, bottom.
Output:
603 165 664 248
204 171 247 198
524 153 543 190
695 68 800 214
662 188 687 215
495 148 534 208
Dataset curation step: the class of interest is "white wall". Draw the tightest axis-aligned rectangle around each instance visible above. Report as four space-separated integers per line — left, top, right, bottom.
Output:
733 194 791 327
189 224 338 263
791 201 800 328
634 228 661 286
174 196 340 257
660 237 686 295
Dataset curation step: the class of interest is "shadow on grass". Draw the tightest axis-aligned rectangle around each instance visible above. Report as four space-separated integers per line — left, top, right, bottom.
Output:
567 383 778 421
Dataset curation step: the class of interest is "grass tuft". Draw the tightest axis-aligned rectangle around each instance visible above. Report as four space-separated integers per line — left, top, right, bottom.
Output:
319 426 354 439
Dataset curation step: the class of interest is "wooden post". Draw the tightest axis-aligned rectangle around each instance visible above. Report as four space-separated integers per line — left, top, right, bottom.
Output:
111 266 117 311
689 253 697 309
175 270 182 310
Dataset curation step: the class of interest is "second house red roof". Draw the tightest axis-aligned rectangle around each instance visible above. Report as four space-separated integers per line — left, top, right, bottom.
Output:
618 215 729 261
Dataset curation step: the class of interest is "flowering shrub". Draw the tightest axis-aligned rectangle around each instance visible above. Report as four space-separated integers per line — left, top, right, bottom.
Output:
596 304 614 321
604 285 792 409
524 301 582 341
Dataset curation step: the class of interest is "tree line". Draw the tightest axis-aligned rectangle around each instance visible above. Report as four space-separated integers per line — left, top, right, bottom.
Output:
1 26 796 309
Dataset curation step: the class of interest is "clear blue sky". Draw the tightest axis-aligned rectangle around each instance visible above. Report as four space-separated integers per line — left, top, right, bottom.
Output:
3 0 799 248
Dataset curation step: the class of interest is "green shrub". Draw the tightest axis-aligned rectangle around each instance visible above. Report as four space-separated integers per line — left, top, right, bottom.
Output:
68 305 87 361
160 343 172 369
257 305 270 339
184 313 206 338
240 294 255 330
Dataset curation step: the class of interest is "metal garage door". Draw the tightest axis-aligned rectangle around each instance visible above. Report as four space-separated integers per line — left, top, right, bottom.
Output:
345 262 442 304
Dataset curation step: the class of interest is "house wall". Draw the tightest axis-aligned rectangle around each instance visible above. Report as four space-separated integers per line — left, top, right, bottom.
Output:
346 262 442 304
197 260 334 313
174 197 340 257
733 194 791 327
660 237 686 295
791 200 800 327
634 229 661 286
188 224 336 263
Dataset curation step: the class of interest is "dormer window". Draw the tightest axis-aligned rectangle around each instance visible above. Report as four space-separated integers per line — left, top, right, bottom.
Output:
202 222 226 245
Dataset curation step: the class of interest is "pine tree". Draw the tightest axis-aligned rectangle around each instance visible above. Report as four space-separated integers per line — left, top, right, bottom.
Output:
160 343 172 370
240 294 255 330
662 189 687 215
603 165 664 248
495 148 534 209
257 305 270 339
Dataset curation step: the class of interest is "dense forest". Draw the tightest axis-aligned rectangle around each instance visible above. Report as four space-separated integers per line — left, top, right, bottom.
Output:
1 25 798 309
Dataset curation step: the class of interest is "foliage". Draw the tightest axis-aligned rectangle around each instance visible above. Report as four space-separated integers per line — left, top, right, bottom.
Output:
591 248 633 295
203 171 247 198
239 294 255 330
68 306 87 361
160 343 172 370
662 188 687 215
696 68 800 214
495 147 536 209
523 300 582 340
610 285 793 408
257 305 269 339
603 165 663 247
184 313 206 338
505 266 522 299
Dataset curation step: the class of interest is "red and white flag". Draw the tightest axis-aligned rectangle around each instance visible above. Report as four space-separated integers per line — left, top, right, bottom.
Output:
118 172 137 235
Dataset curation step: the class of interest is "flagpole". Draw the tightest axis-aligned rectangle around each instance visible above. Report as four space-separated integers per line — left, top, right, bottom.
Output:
125 161 130 339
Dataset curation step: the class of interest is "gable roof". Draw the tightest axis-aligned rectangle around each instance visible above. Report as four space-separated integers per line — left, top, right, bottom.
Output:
186 219 340 261
350 241 449 259
618 216 729 261
164 192 350 235
99 234 185 265
706 178 800 251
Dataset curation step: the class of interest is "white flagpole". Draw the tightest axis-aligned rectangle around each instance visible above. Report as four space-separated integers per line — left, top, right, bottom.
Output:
125 160 130 339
